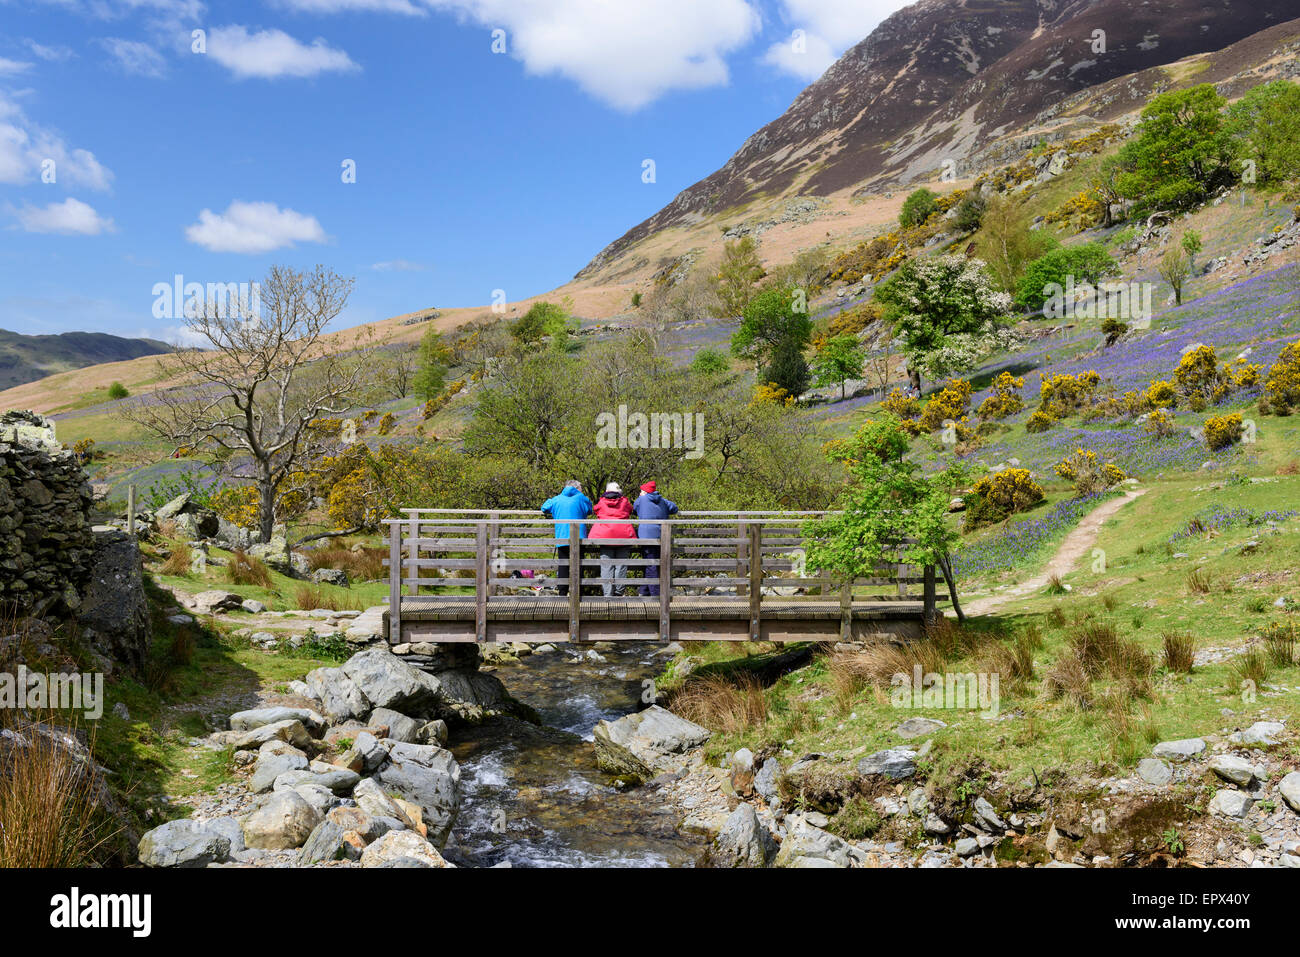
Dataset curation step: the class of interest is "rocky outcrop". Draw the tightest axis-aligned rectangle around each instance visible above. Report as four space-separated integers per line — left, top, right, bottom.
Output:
592 705 711 782
76 528 151 674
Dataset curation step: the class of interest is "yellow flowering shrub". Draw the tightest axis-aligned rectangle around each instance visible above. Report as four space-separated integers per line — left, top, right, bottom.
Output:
976 372 1025 421
1145 379 1177 409
1260 340 1300 415
212 486 259 527
967 467 1045 529
1144 408 1177 438
1204 413 1244 451
751 383 794 407
1054 448 1127 496
918 378 972 433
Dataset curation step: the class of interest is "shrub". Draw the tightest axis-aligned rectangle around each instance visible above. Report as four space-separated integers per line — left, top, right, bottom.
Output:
107 382 129 400
1260 340 1300 415
1053 448 1126 496
976 372 1025 421
899 188 939 227
966 468 1045 529
1262 621 1296 668
669 673 769 735
881 388 921 427
690 347 730 376
293 586 345 612
212 485 260 528
918 378 972 433
1144 408 1177 438
1204 413 1243 451
1024 409 1056 433
1161 632 1196 673
158 542 193 577
1015 243 1119 311
228 550 273 589
1038 371 1102 418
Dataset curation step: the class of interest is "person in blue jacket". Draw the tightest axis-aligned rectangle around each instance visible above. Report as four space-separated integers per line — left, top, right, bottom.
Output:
631 481 678 596
541 480 592 596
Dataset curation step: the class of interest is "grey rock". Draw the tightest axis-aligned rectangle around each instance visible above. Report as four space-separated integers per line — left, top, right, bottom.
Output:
138 819 230 868
772 816 864 868
250 751 309 793
1210 754 1257 788
360 829 451 868
190 590 244 615
1152 738 1206 762
1278 771 1300 813
856 747 917 780
230 706 324 734
353 731 389 773
272 766 360 796
711 803 777 867
1137 758 1173 786
592 705 712 781
305 666 371 723
924 813 951 836
77 529 151 673
417 719 449 747
1231 721 1285 746
240 599 266 614
973 797 1007 833
1209 789 1252 819
312 567 349 587
754 757 781 804
955 837 980 857
298 819 354 864
232 719 312 752
370 741 462 848
369 707 422 744
895 717 946 740
340 649 437 715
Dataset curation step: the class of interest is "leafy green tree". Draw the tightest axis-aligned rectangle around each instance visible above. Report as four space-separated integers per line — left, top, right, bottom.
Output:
731 285 813 371
690 347 731 377
510 301 573 348
1116 84 1236 212
874 255 1010 392
952 195 986 232
1014 242 1119 311
812 335 866 400
762 337 811 398
976 197 1057 292
900 188 939 228
1226 80 1300 186
1181 229 1203 272
107 381 129 400
712 236 766 317
1159 245 1192 305
412 325 449 401
803 414 963 582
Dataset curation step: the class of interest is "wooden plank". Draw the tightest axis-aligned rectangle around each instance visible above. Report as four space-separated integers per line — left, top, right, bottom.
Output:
407 515 420 597
659 523 672 640
748 522 762 640
840 581 852 642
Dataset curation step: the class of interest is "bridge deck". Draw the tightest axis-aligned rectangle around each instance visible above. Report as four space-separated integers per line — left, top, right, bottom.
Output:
384 510 942 644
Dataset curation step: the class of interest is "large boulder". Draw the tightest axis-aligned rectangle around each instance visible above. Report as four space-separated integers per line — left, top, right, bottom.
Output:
370 741 461 848
250 752 309 793
424 669 519 724
1279 772 1300 813
592 705 711 781
1152 738 1206 762
138 819 230 868
305 666 371 723
709 803 777 867
76 529 151 674
772 815 865 868
1210 754 1257 788
190 590 245 615
856 747 918 781
242 791 321 850
368 707 422 744
272 765 361 796
340 649 438 715
230 707 325 735
232 719 313 752
360 829 451 868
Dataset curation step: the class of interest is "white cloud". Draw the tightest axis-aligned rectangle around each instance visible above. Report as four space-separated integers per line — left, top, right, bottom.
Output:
0 93 114 190
23 39 77 62
282 0 762 110
763 0 911 81
0 58 34 75
205 25 360 79
184 200 328 253
11 197 116 234
99 37 169 76
371 259 427 271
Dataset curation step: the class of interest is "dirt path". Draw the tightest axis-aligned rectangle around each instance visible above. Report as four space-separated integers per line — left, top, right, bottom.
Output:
964 490 1146 617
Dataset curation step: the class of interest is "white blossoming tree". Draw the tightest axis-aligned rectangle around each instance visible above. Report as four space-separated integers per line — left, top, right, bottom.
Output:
876 255 1012 392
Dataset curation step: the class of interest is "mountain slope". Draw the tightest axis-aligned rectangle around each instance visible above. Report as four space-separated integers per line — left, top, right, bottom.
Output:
582 0 1298 276
0 329 169 391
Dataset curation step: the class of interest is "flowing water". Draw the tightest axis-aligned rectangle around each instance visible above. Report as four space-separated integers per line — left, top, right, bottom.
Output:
441 642 712 868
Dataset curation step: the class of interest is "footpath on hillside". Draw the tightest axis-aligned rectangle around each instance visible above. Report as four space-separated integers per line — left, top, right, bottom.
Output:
964 490 1146 617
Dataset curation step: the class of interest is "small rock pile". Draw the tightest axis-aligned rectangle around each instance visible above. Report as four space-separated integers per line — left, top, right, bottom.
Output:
137 646 530 867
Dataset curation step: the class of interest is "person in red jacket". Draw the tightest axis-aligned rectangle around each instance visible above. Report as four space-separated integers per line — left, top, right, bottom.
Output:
590 482 635 596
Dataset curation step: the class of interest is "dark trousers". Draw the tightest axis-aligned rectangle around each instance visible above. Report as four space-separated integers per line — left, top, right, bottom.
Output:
640 543 661 596
556 544 593 595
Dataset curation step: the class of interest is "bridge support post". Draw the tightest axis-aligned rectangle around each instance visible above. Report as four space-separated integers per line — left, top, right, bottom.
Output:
748 522 762 641
568 522 581 643
388 521 402 644
659 524 672 641
475 521 488 642
840 581 853 642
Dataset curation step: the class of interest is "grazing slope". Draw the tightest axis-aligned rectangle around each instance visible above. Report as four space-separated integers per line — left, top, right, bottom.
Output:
0 329 168 391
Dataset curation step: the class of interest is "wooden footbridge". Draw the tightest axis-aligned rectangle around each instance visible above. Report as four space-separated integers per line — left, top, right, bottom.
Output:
383 510 943 645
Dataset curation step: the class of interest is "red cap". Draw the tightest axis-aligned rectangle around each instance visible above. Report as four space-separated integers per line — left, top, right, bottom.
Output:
640 481 656 493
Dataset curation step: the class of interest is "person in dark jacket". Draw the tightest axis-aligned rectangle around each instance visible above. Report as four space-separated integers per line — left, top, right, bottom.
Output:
632 481 678 596
590 482 635 596
541 480 592 596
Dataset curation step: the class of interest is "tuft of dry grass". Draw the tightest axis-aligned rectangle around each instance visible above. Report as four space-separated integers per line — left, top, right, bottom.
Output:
1231 648 1271 689
1047 606 1067 629
227 550 273 589
157 542 193 577
0 714 117 867
1161 632 1196 673
307 545 386 582
293 586 345 612
670 673 769 734
1043 655 1092 708
1263 623 1296 668
1186 567 1212 595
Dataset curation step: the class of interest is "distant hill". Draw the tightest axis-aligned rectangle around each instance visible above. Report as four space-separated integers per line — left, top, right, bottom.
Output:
0 329 170 391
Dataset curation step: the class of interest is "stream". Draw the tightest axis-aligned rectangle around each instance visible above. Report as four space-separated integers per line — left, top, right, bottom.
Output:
440 642 713 868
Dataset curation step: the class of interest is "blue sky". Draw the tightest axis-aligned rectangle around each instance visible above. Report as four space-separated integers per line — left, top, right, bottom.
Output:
0 0 909 341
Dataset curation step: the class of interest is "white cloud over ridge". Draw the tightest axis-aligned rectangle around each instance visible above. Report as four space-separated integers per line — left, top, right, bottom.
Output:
184 200 328 253
11 197 115 234
0 93 114 190
206 25 360 79
763 0 911 81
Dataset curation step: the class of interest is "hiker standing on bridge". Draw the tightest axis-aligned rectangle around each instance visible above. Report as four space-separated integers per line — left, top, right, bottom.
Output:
541 480 592 596
590 482 635 597
632 480 677 596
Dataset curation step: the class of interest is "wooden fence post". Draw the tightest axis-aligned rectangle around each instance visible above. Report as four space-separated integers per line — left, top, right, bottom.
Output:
388 522 402 644
840 580 853 642
407 514 420 596
748 522 763 641
568 521 581 643
126 484 136 537
475 521 489 642
659 524 672 641
736 520 748 598
487 510 500 597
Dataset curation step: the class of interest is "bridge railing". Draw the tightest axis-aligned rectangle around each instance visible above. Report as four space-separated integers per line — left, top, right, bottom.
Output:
382 510 940 643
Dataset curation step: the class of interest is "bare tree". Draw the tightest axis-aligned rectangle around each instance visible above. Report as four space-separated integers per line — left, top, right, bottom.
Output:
128 265 374 541
377 339 419 400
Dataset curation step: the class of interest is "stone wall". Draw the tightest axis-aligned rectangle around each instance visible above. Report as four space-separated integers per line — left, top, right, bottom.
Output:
0 411 97 616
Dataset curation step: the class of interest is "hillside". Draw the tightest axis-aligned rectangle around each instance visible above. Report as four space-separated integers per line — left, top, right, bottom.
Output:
0 328 168 391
